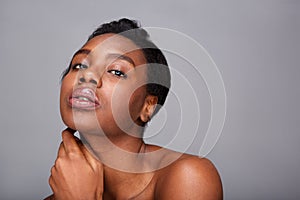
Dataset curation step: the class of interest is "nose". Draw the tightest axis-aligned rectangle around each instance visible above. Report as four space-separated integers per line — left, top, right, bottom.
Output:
78 69 102 88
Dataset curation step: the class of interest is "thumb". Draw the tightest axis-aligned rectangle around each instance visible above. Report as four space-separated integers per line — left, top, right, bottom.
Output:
62 128 79 154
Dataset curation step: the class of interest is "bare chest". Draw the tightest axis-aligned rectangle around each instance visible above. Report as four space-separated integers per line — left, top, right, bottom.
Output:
103 172 158 200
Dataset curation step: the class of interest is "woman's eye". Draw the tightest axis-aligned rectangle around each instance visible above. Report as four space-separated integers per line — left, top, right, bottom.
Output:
108 70 127 78
72 63 88 70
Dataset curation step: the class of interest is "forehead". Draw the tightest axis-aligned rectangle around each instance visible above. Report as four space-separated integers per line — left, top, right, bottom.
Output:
79 33 146 64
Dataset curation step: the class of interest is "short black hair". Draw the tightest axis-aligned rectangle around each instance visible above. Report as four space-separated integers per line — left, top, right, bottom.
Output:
62 18 171 117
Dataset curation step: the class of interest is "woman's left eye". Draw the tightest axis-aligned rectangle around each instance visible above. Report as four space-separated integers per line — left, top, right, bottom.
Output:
108 70 127 78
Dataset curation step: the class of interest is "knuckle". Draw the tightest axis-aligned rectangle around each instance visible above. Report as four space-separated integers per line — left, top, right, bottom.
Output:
50 165 56 174
54 157 63 167
48 175 53 186
68 150 81 159
48 176 56 192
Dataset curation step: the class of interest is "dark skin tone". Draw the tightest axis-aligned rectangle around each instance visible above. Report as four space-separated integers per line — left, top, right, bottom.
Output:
46 34 223 200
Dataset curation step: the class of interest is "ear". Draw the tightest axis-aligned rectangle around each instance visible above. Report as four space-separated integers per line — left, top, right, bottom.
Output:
140 95 158 123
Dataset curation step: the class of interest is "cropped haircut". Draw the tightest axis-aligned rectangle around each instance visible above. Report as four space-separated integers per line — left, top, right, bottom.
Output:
62 18 171 117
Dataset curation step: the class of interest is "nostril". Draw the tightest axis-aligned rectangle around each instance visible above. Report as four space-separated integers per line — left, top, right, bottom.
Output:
79 77 85 83
90 79 97 85
78 77 98 85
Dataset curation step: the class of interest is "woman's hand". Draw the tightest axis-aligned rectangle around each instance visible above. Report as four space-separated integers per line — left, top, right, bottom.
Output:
48 128 104 200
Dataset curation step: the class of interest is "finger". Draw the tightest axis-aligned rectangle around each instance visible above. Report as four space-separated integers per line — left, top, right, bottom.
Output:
61 128 81 155
59 128 77 157
44 194 55 200
78 143 101 169
50 165 56 175
57 142 66 157
48 174 57 193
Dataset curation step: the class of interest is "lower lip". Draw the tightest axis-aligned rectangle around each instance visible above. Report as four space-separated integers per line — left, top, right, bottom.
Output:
69 97 100 110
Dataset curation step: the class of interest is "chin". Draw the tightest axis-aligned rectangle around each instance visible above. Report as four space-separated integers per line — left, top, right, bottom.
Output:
61 114 76 130
61 112 102 134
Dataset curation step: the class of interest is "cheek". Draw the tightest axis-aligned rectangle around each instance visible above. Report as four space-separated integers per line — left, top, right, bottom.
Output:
60 77 73 107
122 86 147 122
60 74 76 98
129 87 146 113
59 76 76 127
108 85 145 129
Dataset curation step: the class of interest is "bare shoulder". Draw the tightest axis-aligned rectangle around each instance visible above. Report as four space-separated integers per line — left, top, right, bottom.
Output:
155 154 223 200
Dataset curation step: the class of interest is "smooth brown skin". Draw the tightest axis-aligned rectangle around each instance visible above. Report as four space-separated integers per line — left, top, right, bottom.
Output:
46 34 223 200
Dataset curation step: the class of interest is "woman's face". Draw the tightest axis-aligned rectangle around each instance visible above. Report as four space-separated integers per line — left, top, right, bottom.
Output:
60 33 150 136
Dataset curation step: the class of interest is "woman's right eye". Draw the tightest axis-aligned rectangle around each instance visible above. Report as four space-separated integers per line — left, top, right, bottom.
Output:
72 63 88 70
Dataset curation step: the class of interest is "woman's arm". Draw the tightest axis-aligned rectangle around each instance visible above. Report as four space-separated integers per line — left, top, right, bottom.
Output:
47 128 104 200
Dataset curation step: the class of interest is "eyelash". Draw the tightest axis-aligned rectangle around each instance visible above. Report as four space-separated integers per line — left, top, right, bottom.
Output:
72 63 127 78
108 69 127 78
72 63 88 70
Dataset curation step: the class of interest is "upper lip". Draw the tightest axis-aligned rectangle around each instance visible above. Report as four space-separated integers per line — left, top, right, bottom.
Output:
70 87 100 105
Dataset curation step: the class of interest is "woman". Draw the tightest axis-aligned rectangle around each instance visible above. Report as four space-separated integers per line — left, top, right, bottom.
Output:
45 18 222 200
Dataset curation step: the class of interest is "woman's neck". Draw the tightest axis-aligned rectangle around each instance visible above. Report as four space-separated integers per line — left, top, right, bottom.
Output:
78 130 152 172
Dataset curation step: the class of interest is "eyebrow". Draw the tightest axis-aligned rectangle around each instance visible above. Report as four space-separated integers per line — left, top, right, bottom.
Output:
107 53 136 67
72 49 91 58
72 49 136 67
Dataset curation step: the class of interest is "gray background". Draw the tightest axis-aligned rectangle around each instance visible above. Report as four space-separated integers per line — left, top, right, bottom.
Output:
0 0 299 199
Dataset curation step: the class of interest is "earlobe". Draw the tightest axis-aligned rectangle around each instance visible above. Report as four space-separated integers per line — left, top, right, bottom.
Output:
140 95 158 123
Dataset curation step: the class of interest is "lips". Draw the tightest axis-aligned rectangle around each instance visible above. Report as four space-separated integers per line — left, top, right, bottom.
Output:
69 87 100 110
